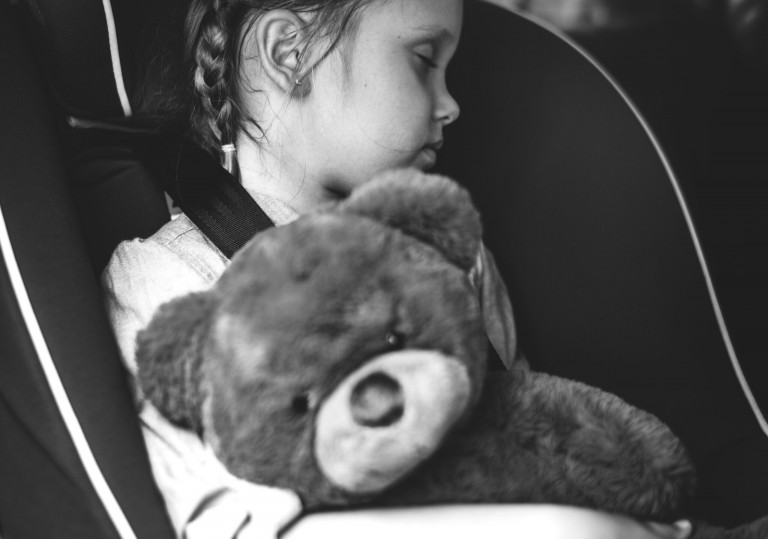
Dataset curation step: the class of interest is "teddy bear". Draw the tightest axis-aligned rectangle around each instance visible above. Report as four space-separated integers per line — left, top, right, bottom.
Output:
134 168 696 521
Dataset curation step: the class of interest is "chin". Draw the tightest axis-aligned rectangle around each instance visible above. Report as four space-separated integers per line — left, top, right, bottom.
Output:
413 147 437 171
420 162 436 172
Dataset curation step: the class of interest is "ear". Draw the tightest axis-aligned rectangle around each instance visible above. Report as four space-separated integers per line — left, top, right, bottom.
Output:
135 291 217 433
476 247 518 368
337 169 483 272
250 9 311 95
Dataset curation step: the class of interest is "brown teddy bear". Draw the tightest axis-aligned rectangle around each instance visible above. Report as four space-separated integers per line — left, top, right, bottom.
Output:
135 169 695 520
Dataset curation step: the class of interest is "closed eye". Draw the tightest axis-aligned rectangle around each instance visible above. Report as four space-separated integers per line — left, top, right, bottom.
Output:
417 53 438 69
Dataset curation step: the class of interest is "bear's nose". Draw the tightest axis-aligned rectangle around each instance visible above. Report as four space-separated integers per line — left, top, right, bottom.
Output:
350 371 404 427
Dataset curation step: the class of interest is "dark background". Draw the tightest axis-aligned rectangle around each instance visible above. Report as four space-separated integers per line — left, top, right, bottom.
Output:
484 0 768 392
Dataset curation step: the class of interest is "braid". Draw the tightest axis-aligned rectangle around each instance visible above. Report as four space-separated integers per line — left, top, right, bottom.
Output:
177 0 375 167
189 1 239 157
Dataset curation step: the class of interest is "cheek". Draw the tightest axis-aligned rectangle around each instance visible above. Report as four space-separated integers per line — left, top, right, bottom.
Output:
345 63 430 150
349 95 429 163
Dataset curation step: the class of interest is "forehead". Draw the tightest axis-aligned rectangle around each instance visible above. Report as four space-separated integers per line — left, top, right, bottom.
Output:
358 0 463 42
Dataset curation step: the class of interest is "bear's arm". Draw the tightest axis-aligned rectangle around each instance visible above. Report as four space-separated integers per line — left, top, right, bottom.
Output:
380 364 695 521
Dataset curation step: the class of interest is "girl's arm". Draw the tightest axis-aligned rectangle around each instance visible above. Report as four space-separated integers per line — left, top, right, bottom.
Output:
103 239 302 538
284 505 692 539
141 403 301 538
102 238 216 378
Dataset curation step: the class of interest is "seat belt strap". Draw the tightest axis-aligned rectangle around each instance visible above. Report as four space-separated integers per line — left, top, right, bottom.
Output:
139 142 275 259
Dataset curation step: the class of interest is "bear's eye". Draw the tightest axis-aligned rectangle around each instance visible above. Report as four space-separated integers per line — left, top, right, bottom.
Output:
385 330 405 350
291 394 311 415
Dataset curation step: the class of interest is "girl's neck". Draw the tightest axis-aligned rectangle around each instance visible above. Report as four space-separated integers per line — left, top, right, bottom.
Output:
235 134 335 215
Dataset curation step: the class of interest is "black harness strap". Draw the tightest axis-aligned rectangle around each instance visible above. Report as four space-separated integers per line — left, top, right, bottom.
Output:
139 142 275 259
171 144 274 259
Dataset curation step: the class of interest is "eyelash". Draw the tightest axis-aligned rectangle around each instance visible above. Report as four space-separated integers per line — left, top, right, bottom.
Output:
417 53 438 70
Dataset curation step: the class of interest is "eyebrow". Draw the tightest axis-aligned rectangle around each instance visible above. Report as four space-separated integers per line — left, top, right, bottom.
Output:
412 25 455 43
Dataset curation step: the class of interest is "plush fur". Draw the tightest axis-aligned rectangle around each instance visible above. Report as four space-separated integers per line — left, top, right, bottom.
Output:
136 169 696 520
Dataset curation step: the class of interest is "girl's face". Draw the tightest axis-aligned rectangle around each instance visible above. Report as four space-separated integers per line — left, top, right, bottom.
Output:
300 0 463 198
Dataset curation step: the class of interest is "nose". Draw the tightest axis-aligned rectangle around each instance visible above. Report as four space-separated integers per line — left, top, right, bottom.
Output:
350 371 405 428
435 80 460 126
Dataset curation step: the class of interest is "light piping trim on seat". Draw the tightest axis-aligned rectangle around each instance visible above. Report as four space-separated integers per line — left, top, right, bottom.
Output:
0 203 138 539
513 9 768 439
101 0 132 117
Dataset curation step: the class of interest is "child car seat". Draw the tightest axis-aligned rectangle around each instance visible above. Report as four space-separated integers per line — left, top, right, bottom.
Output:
0 2 175 538
0 1 765 538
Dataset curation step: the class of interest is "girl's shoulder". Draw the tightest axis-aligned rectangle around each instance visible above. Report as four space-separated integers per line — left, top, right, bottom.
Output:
151 213 226 263
101 214 226 375
106 214 228 287
105 190 297 287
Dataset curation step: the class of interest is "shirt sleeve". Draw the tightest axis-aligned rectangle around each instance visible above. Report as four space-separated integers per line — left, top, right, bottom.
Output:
141 404 302 539
102 238 213 377
102 239 302 538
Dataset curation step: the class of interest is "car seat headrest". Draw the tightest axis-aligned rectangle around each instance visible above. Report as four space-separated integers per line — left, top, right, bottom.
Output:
18 0 184 122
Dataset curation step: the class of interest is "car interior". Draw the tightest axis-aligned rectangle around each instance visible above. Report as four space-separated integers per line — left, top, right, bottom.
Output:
1 0 766 537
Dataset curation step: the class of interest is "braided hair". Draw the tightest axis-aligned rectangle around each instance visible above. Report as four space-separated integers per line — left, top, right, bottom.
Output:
181 0 376 170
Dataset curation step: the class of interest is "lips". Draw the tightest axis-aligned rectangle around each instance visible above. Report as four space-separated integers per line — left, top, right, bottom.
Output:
418 139 443 170
420 148 437 170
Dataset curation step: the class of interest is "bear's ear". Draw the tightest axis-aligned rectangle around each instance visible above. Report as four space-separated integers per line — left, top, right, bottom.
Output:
337 169 482 272
135 291 217 432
